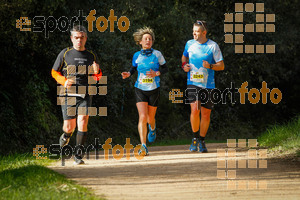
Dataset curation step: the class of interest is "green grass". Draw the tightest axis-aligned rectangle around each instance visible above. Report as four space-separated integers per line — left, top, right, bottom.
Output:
258 116 300 157
0 153 105 200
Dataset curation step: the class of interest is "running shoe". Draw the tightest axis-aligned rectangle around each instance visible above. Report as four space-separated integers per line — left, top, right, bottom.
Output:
199 140 208 153
147 124 156 143
74 155 85 165
138 144 149 156
59 133 70 148
189 138 199 152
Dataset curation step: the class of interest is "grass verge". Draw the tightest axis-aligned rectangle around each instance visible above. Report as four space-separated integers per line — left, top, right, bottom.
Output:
258 116 300 157
0 153 105 200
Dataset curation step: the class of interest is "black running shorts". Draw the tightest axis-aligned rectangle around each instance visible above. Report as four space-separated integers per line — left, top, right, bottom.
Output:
60 95 92 120
135 87 160 107
185 85 214 110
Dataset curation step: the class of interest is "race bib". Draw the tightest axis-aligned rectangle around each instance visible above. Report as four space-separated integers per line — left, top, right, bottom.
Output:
142 78 154 83
139 73 154 85
190 71 204 83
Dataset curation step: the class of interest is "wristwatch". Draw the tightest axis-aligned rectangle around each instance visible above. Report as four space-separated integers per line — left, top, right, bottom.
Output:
156 71 160 76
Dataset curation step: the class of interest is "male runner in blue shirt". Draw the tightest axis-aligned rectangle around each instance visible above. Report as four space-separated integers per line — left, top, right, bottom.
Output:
182 21 224 153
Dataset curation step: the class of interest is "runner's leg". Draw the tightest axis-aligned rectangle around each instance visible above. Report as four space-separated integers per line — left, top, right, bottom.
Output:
76 115 89 149
190 101 200 133
147 105 157 130
77 115 89 132
147 105 157 143
189 101 201 151
200 107 211 138
198 106 211 153
63 118 76 134
73 115 89 164
136 102 148 145
60 119 76 147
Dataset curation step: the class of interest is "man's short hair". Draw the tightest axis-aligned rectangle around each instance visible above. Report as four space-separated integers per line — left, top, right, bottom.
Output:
194 20 208 32
70 25 87 36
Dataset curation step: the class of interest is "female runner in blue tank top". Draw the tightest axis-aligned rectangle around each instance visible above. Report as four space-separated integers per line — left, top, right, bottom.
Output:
121 27 168 155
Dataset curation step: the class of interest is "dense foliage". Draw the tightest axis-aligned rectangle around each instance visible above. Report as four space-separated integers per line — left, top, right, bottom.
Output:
0 0 299 154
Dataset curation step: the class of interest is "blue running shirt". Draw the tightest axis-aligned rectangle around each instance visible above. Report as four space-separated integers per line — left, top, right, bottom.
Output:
132 49 166 91
183 39 223 89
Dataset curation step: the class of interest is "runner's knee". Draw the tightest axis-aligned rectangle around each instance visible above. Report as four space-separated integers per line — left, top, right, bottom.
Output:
139 114 147 123
191 108 200 116
201 110 211 120
77 116 89 129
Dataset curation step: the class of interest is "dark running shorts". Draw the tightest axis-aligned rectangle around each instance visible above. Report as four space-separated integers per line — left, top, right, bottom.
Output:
185 85 214 110
60 95 92 120
135 87 160 107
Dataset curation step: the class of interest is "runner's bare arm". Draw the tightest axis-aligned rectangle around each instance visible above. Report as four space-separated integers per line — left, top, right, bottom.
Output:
203 60 224 71
121 66 137 79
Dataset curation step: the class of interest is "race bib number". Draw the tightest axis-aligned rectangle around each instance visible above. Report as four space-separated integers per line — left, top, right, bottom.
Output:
190 71 204 83
142 78 154 83
139 73 154 85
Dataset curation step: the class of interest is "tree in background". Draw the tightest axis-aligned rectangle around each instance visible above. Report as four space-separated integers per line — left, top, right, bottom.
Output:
0 0 299 154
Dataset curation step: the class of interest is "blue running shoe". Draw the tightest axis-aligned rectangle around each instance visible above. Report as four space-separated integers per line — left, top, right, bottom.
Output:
189 138 199 152
199 140 208 153
138 144 149 156
147 124 156 143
